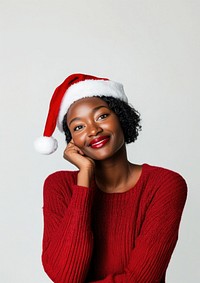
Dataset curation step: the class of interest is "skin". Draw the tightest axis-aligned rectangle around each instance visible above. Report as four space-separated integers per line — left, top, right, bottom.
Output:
63 97 142 193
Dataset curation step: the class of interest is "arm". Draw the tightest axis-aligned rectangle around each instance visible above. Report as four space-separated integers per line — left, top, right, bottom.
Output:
88 172 187 283
42 140 96 283
42 173 94 283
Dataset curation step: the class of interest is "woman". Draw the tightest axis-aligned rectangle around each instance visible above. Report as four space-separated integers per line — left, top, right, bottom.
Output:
35 73 187 283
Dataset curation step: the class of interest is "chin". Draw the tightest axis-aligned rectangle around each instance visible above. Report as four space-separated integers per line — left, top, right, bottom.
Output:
83 150 111 161
89 149 121 161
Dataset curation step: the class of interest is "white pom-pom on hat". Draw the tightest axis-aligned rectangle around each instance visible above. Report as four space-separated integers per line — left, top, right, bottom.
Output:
34 73 128 154
34 136 58 155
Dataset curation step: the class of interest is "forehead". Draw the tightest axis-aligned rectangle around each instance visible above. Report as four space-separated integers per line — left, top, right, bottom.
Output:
67 97 109 118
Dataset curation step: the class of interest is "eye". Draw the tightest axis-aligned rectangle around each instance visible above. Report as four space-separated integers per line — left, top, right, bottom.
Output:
74 125 84 132
97 113 109 120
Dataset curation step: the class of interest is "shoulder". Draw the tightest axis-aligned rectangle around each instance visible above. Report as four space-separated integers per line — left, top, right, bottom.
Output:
143 163 187 185
142 163 187 198
44 170 79 196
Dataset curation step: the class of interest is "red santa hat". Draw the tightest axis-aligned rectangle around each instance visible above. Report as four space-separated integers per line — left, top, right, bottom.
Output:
34 73 128 154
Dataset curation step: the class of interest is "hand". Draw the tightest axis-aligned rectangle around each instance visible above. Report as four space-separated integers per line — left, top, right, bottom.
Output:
63 140 95 172
64 140 95 187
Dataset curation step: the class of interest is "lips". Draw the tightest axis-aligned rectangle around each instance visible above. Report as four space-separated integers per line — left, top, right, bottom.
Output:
89 136 110 149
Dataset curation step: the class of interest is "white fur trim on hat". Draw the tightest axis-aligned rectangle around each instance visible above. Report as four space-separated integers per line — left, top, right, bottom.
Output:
34 136 58 155
57 79 128 132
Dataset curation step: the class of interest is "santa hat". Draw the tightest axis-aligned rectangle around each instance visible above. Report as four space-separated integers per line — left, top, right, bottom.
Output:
34 73 128 154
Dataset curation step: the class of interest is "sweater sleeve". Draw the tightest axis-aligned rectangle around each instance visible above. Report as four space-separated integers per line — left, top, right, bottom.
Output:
88 171 187 283
42 172 94 283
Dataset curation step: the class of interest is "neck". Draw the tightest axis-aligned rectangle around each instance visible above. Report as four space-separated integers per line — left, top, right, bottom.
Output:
94 145 133 193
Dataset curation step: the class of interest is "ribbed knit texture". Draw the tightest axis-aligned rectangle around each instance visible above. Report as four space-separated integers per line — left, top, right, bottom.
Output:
42 164 187 283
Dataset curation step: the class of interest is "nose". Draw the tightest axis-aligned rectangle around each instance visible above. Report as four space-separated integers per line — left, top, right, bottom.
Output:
88 122 103 137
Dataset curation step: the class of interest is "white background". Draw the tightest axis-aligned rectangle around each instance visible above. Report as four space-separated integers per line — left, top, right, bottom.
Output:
0 0 199 282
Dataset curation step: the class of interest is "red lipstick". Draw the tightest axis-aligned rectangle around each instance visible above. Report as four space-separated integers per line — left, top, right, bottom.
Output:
89 136 110 149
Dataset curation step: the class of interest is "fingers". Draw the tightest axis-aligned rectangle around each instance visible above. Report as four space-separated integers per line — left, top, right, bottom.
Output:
68 139 83 154
70 140 84 155
63 139 95 171
63 140 84 159
69 138 75 145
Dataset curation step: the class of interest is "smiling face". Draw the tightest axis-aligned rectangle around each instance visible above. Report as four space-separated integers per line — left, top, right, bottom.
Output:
66 97 125 160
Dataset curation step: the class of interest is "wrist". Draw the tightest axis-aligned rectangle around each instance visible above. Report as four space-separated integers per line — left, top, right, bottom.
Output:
77 168 94 188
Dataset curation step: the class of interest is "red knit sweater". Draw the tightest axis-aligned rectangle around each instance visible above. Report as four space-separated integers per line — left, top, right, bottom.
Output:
42 164 187 283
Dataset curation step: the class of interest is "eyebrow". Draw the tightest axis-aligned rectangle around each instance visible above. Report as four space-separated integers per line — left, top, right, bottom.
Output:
68 105 108 126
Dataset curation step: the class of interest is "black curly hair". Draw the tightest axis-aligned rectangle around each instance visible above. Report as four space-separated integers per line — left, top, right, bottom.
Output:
62 96 141 144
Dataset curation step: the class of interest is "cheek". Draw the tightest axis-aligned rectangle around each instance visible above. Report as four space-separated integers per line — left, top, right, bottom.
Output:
116 128 125 144
71 132 85 148
111 119 124 137
114 123 125 143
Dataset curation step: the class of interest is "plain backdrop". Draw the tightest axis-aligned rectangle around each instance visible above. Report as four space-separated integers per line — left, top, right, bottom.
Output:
0 0 199 282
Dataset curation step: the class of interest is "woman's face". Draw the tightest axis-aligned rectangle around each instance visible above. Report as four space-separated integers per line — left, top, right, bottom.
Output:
66 97 125 160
